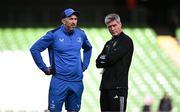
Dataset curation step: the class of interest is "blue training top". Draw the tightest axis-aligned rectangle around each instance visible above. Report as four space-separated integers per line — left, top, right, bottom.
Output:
30 25 92 81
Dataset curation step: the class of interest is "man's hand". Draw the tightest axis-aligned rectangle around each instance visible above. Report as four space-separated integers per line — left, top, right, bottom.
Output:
44 67 53 75
99 54 106 60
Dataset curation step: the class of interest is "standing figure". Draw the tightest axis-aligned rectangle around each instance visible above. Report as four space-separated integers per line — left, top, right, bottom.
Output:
96 13 134 112
30 8 92 112
158 92 172 112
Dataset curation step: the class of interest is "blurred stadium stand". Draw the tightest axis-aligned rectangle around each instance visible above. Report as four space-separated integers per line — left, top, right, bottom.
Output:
157 35 180 66
0 0 180 28
0 27 179 112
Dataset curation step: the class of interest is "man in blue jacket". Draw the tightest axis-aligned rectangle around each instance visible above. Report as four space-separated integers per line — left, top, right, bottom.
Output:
30 8 92 112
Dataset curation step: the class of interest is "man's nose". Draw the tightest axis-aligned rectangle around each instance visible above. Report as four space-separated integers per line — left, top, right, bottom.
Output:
72 20 76 23
111 26 115 30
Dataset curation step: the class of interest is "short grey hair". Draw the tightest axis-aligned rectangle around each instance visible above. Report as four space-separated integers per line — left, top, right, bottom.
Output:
104 13 121 25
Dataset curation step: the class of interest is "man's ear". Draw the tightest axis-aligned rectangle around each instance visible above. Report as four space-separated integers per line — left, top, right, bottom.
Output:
61 18 65 24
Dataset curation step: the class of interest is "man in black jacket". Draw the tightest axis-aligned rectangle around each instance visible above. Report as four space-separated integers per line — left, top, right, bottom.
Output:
96 13 134 112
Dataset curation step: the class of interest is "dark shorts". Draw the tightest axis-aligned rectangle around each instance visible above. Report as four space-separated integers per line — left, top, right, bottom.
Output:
100 89 128 112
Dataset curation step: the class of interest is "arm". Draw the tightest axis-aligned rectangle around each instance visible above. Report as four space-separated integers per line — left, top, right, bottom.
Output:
82 34 92 72
105 37 134 65
96 37 133 68
96 42 109 68
30 31 54 74
158 100 163 111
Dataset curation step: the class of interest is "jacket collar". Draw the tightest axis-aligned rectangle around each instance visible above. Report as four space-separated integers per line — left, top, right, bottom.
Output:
61 24 74 35
112 32 124 39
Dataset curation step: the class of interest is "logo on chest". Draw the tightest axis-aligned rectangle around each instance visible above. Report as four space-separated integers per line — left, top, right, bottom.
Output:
58 37 82 44
59 38 64 42
77 37 82 43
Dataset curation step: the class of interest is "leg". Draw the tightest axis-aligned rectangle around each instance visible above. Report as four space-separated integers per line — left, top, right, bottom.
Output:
119 96 125 112
109 90 127 112
100 90 110 111
100 90 128 112
48 77 68 112
65 81 84 112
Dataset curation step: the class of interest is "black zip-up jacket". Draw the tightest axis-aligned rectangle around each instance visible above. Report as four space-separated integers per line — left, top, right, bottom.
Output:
96 32 134 90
